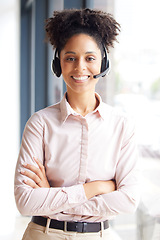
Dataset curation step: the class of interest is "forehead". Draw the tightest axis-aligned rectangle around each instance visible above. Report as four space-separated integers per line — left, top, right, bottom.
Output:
63 33 101 52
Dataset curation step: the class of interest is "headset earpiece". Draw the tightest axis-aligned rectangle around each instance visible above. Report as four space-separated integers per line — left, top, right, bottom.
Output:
51 49 61 77
101 57 106 73
100 46 109 77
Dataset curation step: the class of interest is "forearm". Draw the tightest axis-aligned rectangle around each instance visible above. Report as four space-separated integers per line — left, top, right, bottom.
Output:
64 165 140 218
63 184 140 218
15 176 115 216
14 183 87 216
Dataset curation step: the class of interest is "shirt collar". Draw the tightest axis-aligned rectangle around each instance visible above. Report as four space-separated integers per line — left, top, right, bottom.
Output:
60 92 105 123
93 93 105 120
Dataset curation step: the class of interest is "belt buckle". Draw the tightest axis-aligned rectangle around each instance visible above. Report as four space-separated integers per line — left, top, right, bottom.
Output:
64 221 88 233
76 222 83 233
82 222 88 233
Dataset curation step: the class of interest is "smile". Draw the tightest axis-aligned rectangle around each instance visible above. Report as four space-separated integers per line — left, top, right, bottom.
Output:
71 76 90 81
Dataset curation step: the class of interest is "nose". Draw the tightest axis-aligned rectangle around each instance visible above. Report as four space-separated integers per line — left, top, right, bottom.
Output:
74 58 86 72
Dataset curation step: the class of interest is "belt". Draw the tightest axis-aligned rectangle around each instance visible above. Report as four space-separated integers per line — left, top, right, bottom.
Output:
32 216 109 233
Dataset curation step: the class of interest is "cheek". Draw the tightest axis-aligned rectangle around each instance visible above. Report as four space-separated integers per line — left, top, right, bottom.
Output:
91 61 101 73
60 61 73 75
94 57 102 72
60 63 67 75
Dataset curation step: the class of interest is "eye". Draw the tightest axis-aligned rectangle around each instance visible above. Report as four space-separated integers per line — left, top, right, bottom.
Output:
86 56 96 62
66 57 76 62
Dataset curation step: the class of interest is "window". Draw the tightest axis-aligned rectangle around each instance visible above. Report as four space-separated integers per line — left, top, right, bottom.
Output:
92 1 160 239
114 1 160 239
20 0 49 137
20 0 92 138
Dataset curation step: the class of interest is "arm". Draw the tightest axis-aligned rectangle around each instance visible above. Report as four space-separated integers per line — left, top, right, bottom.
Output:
63 118 140 218
15 113 116 217
21 161 116 195
14 113 87 216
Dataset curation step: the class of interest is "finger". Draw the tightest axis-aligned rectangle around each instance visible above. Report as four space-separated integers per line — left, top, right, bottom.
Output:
23 179 39 189
33 157 45 174
21 170 41 185
22 163 43 179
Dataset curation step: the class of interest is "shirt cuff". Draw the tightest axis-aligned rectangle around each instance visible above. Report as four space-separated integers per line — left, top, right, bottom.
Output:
63 184 87 204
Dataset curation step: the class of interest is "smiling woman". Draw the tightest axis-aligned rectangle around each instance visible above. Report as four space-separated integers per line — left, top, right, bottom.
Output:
59 33 102 116
60 34 101 100
14 8 139 240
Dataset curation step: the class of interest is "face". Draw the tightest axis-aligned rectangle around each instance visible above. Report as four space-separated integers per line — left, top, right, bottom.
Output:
60 34 102 95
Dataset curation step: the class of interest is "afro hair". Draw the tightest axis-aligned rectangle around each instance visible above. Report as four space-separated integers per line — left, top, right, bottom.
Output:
45 8 121 53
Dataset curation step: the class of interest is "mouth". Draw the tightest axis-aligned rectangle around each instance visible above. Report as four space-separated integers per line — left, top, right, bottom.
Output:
71 75 90 82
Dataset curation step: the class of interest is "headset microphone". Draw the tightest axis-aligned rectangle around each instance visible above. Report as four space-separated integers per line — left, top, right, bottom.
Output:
93 59 111 79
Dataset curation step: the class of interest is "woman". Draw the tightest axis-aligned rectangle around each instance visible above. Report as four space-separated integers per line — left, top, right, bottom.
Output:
14 8 139 240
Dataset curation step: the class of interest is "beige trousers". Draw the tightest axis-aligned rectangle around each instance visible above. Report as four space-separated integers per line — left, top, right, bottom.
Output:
22 220 115 240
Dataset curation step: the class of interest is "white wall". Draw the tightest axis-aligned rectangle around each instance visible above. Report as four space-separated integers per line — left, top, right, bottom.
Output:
0 0 20 236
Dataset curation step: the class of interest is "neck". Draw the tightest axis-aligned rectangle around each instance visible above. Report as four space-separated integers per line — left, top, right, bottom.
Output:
66 91 98 117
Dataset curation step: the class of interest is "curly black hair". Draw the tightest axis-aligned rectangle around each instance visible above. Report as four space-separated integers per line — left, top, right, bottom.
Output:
45 8 120 53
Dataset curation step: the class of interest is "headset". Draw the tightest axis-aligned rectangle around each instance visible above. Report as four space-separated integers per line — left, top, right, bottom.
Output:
51 46 110 78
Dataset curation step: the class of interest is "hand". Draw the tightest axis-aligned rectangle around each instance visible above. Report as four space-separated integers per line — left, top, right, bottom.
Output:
98 180 116 195
20 157 50 189
83 180 116 200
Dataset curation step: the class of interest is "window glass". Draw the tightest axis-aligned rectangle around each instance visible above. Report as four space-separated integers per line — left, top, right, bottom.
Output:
114 0 160 151
93 0 160 239
47 0 64 106
114 2 160 238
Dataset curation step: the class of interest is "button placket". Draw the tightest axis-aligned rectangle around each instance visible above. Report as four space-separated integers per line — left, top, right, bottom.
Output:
78 119 88 184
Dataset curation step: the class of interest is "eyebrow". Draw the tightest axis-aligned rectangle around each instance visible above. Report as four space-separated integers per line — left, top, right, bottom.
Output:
64 51 97 55
86 51 97 54
64 51 76 55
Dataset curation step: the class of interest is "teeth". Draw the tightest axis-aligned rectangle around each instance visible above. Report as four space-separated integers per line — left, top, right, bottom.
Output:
72 76 88 80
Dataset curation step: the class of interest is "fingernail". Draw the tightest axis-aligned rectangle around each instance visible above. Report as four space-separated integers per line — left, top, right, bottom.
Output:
21 170 25 174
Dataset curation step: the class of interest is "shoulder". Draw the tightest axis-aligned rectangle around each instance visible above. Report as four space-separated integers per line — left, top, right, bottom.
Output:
26 102 61 127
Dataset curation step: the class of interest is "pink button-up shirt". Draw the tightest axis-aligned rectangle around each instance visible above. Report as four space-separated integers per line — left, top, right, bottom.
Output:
14 93 139 222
